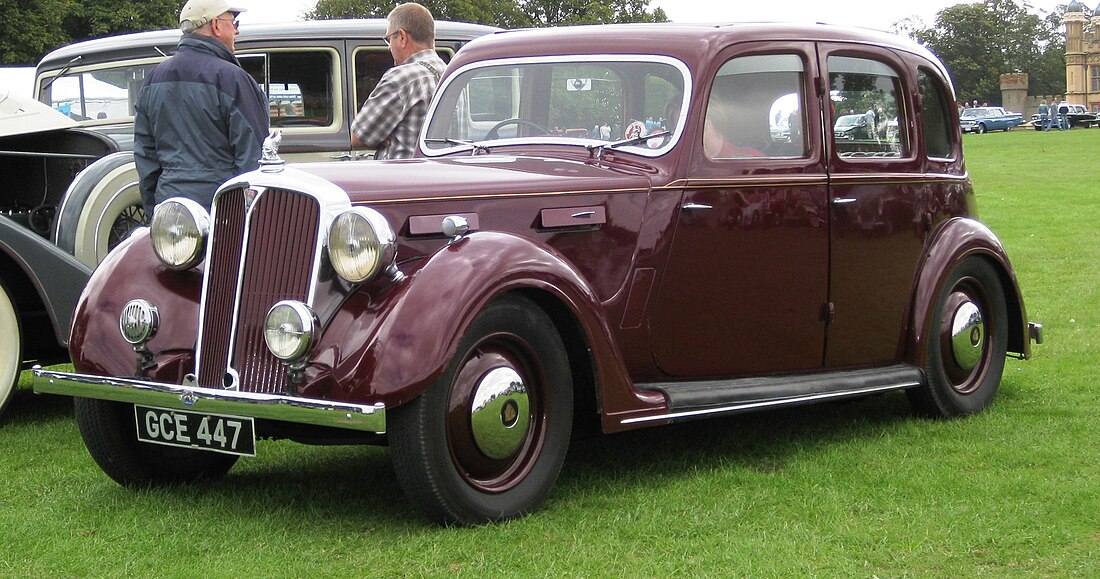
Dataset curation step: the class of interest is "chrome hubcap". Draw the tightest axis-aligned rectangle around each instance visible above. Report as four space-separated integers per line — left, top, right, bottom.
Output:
950 300 984 372
470 367 530 460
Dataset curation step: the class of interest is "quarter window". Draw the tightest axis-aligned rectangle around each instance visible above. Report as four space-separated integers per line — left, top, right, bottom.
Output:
704 54 808 159
828 56 908 158
918 68 954 159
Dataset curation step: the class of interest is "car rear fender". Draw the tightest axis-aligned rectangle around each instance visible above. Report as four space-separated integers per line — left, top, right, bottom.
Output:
907 217 1030 365
324 231 642 413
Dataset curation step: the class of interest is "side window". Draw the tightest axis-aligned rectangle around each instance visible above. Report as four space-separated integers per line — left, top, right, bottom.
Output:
242 50 336 128
39 63 157 121
704 54 807 159
828 56 908 158
918 68 955 159
353 48 453 107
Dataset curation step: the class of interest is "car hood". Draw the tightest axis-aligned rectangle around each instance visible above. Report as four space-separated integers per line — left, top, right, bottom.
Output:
294 154 657 203
0 90 77 138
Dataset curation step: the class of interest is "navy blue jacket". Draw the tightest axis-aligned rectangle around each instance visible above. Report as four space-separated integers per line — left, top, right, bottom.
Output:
134 34 268 215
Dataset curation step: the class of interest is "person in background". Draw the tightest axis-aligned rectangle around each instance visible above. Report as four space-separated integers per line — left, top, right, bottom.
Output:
1037 99 1049 131
134 0 268 218
1057 99 1070 130
351 3 445 160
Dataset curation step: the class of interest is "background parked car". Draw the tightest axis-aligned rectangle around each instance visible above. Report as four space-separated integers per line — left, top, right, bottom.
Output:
1030 103 1099 129
0 19 495 418
959 106 1023 133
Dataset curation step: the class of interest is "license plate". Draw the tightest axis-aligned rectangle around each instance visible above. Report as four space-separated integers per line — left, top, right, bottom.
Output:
134 405 256 457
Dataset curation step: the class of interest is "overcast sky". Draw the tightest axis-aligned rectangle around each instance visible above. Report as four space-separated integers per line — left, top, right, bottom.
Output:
239 0 1070 33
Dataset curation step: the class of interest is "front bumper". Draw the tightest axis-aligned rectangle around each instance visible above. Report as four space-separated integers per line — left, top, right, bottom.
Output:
32 368 386 433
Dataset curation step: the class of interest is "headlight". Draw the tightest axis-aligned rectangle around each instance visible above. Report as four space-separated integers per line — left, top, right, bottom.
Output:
263 300 317 362
150 198 210 270
327 207 396 283
119 299 159 345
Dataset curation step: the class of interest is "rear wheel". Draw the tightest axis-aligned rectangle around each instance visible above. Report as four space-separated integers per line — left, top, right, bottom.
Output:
0 280 22 417
74 398 238 485
909 257 1008 417
390 294 573 525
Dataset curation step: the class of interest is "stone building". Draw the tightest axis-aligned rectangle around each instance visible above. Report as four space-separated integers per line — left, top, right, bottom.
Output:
1064 0 1100 111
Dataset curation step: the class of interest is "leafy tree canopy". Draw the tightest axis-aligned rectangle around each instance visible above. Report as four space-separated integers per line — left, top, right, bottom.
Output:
306 0 667 28
907 0 1065 105
0 0 180 65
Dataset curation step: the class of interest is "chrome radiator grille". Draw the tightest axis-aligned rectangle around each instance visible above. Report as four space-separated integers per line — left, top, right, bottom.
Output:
196 187 321 393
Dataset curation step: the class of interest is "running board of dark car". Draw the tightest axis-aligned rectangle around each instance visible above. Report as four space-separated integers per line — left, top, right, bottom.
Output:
625 364 924 425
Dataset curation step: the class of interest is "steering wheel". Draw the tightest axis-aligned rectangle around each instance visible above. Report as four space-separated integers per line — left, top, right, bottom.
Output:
485 118 551 140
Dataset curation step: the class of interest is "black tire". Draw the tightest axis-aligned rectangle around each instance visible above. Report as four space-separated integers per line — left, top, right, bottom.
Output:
976 123 987 134
74 398 238 486
0 279 23 418
54 152 146 269
908 257 1008 418
389 294 573 525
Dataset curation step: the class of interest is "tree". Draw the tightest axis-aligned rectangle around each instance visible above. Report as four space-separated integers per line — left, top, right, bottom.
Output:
0 0 180 65
910 0 1064 105
306 0 666 28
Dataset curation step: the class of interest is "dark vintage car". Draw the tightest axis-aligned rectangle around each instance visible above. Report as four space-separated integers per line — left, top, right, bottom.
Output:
0 20 494 417
1030 102 1099 129
36 23 1042 525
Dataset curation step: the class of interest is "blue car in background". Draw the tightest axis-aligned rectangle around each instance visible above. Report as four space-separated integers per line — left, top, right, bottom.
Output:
959 107 1024 133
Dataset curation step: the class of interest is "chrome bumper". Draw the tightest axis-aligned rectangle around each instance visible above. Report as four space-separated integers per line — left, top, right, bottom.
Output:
32 368 386 433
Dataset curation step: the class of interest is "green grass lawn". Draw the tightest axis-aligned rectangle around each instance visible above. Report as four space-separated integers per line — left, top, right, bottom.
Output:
2 128 1098 576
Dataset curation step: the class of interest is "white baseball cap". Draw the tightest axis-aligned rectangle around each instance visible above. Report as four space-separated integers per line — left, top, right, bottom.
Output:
179 0 247 32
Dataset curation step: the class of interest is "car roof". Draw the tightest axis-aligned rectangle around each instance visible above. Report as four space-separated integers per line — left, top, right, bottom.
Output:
36 19 499 73
451 22 948 78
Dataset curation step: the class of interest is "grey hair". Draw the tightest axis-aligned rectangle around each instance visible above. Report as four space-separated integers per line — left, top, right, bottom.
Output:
388 3 435 46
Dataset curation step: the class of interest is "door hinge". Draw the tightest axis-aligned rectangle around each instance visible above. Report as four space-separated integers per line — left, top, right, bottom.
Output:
822 302 835 322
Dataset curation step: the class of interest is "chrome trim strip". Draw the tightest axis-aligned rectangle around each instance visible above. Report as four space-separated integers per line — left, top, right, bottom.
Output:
33 368 386 433
620 382 919 426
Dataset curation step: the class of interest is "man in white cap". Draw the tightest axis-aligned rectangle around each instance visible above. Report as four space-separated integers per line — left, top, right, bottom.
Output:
351 2 445 160
134 0 268 217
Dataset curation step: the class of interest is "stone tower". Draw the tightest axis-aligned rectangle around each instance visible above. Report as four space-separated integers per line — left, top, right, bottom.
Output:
1064 1 1088 105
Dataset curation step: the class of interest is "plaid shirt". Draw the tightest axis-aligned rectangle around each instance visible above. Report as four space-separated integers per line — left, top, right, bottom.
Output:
351 49 445 160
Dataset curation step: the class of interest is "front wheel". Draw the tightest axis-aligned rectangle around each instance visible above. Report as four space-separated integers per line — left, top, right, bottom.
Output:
0 279 23 417
908 257 1008 417
54 152 146 269
74 398 238 486
976 123 987 134
390 294 573 525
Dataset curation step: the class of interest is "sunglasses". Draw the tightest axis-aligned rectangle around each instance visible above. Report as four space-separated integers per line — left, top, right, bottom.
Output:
383 29 402 45
216 16 239 29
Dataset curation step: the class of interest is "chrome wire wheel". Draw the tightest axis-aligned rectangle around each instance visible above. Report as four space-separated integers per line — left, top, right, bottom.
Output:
107 204 147 250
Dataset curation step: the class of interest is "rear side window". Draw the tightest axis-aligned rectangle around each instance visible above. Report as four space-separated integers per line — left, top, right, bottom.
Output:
918 68 955 159
704 54 808 159
828 56 908 158
241 50 336 128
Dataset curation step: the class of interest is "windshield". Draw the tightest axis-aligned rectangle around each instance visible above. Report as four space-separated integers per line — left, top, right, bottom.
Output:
423 56 689 156
37 63 158 122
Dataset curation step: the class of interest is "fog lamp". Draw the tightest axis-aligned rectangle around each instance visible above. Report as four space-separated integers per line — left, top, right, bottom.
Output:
264 300 317 362
150 198 210 270
119 299 159 345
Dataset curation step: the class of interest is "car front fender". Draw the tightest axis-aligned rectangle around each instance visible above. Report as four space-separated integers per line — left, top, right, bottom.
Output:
907 217 1031 365
318 230 638 410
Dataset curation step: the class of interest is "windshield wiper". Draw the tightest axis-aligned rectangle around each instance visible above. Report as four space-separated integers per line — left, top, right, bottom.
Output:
424 137 491 155
40 55 82 93
586 130 671 158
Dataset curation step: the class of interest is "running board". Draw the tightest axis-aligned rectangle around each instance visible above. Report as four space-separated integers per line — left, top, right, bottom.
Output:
625 364 924 426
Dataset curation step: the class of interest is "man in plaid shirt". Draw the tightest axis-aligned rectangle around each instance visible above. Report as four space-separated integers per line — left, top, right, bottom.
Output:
351 3 445 160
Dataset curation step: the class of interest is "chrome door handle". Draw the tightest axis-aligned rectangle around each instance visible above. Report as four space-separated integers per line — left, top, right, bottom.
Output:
682 203 713 211
832 197 857 205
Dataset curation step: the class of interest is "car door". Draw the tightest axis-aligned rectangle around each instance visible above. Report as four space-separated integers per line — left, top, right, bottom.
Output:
650 43 829 378
818 44 925 368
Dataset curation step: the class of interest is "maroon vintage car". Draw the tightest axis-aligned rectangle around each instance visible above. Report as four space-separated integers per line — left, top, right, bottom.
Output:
35 23 1042 525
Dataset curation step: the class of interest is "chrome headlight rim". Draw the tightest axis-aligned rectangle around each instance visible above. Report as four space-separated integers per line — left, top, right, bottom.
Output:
327 207 397 284
263 300 318 363
150 197 211 271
